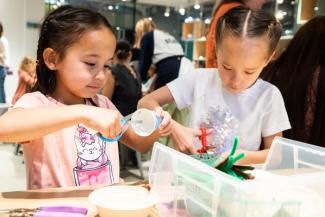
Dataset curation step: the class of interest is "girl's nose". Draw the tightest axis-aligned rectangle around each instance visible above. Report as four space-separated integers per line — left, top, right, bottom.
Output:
95 68 106 80
230 71 241 82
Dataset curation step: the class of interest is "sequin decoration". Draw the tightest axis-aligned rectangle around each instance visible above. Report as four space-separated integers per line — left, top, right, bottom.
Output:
197 106 239 155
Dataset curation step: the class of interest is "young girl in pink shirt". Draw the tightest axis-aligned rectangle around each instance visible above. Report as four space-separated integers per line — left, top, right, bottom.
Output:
0 6 172 189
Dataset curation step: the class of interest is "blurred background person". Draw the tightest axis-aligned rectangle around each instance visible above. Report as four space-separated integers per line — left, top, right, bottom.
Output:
0 21 10 103
102 40 142 168
130 17 156 82
12 57 37 105
262 16 325 147
135 18 193 148
205 0 267 68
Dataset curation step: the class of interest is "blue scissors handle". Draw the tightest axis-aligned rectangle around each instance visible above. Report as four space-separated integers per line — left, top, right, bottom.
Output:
98 117 128 142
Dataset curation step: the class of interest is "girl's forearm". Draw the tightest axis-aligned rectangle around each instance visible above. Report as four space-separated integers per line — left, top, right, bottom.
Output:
138 86 175 110
236 149 269 165
0 105 86 142
137 95 161 110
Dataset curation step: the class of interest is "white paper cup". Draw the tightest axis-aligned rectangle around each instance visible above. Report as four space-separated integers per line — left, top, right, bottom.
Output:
131 108 161 137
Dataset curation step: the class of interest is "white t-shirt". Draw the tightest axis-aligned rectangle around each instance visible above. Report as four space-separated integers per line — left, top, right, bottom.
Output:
152 30 184 64
167 68 291 151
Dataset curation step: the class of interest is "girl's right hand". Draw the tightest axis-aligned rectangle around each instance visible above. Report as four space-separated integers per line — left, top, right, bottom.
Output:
170 122 201 154
79 105 123 139
170 123 214 154
154 107 173 136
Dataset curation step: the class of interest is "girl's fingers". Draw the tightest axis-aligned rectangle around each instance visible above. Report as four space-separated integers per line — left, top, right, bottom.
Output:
159 121 173 135
154 107 163 116
192 128 213 136
159 111 171 128
191 128 203 137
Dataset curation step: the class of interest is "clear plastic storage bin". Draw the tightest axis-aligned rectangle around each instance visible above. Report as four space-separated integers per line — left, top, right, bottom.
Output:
149 137 325 217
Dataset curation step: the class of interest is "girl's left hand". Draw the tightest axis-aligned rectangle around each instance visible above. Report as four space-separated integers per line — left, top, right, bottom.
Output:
154 107 173 136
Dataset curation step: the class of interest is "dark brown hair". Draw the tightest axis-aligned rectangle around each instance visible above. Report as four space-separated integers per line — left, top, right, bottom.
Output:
0 22 3 37
261 16 325 147
115 40 131 61
33 5 114 95
216 6 282 56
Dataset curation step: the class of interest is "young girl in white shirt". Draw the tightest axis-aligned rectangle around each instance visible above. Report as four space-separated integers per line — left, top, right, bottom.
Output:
138 7 291 164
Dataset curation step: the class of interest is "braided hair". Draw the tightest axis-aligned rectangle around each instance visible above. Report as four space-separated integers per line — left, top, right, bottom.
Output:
33 5 114 95
216 6 282 57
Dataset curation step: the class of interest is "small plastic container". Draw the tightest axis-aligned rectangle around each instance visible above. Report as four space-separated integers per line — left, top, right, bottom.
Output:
131 108 161 136
89 185 158 217
149 137 325 217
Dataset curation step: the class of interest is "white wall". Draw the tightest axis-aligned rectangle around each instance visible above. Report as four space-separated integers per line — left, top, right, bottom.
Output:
0 0 44 103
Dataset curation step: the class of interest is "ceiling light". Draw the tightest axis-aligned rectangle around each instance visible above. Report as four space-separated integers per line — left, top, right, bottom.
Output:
164 7 170 17
204 18 211 24
194 4 200 10
108 5 114 10
185 16 194 23
179 8 185 16
275 10 285 20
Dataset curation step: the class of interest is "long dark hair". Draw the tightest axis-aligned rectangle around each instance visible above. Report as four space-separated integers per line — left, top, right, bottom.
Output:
216 6 282 56
261 16 325 147
0 21 3 37
33 5 114 95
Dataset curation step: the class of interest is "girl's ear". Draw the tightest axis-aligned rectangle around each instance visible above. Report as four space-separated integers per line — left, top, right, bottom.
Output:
43 48 58 70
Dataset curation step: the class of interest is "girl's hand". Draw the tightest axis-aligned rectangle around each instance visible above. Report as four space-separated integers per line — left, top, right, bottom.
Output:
169 123 200 154
80 105 122 139
171 125 214 154
155 107 173 136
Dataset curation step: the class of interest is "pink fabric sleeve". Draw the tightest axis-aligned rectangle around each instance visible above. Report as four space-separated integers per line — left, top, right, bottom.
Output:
12 92 46 109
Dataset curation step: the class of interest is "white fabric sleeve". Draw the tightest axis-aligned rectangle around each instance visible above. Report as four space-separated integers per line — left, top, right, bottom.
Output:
262 86 291 137
166 69 197 110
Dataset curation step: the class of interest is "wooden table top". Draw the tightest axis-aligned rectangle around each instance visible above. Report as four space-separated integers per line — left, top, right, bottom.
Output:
0 181 159 217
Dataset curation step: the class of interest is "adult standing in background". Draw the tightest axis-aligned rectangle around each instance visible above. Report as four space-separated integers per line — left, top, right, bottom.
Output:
137 18 185 90
130 18 156 76
205 0 266 68
136 18 193 148
0 21 10 103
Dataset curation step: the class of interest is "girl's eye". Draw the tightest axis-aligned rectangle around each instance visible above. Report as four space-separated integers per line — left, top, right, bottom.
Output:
223 65 232 71
85 62 96 67
245 71 255 75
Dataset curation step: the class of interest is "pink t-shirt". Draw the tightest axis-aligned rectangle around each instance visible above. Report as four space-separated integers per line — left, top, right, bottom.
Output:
14 91 120 189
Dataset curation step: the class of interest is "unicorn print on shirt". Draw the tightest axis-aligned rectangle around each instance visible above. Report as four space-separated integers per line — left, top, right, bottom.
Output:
73 124 114 186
